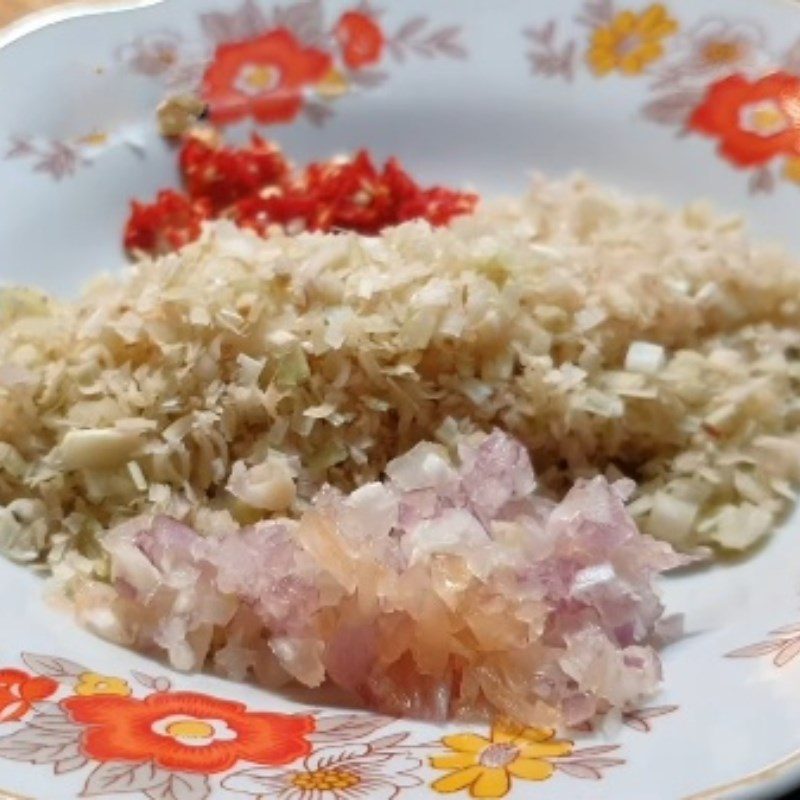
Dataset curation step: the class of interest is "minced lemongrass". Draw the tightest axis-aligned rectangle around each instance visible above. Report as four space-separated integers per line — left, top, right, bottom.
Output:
2 175 800 574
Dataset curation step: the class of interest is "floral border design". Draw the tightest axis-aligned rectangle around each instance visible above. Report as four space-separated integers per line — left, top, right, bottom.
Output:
10 0 800 192
429 724 623 795
621 704 679 733
139 0 467 127
0 653 653 799
5 0 467 181
0 652 416 800
727 620 800 668
571 703 679 734
527 1 800 194
2 133 122 182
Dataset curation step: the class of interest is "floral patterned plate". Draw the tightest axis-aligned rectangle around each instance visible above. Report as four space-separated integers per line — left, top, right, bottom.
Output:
2 0 800 798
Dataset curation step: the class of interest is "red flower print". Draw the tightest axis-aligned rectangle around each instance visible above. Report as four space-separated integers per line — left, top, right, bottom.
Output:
62 691 315 774
202 29 332 125
335 11 385 70
689 72 800 167
0 669 58 722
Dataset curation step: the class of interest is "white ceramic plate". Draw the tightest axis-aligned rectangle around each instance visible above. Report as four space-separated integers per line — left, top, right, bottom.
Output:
2 1 800 798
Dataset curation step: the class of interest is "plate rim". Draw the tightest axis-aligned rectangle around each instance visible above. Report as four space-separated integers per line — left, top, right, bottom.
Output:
0 0 159 49
686 748 800 800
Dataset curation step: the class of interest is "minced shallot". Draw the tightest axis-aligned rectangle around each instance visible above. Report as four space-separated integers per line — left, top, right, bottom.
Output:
65 430 688 726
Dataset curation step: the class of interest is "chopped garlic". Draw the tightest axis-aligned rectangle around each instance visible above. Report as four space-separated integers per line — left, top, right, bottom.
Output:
59 429 140 470
624 341 666 374
127 461 148 492
227 457 296 511
2 175 800 572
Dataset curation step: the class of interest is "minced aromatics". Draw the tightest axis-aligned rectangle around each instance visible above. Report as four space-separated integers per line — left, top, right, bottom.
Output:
61 430 687 726
2 176 800 568
124 135 478 257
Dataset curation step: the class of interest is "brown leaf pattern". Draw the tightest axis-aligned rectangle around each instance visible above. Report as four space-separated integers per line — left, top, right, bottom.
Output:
748 166 776 195
525 21 577 81
82 761 168 796
200 0 269 45
310 712 394 743
769 622 800 636
131 671 173 693
4 136 35 159
388 18 467 62
0 717 84 770
552 744 625 780
115 32 183 77
271 0 326 47
575 0 617 29
145 772 211 800
640 88 705 125
22 653 87 681
549 745 625 781
622 704 679 733
727 620 800 667
34 142 86 180
346 68 391 89
362 731 411 750
302 100 335 127
784 38 800 75
4 139 90 181
775 638 800 667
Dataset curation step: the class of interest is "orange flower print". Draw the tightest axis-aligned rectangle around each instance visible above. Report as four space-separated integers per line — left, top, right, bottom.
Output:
335 11 385 70
689 72 800 167
61 691 315 774
0 669 58 723
202 29 332 125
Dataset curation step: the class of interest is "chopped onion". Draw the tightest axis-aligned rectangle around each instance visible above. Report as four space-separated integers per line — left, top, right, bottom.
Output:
84 430 687 727
624 341 666 374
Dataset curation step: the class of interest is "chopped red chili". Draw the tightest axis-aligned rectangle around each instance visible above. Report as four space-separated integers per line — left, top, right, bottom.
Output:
180 134 289 213
124 190 212 256
125 134 478 257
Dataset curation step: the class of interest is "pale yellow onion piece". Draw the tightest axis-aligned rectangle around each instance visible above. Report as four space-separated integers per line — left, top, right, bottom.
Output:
226 458 296 512
709 503 774 551
0 499 48 562
58 429 141 470
624 341 666 374
644 492 699 547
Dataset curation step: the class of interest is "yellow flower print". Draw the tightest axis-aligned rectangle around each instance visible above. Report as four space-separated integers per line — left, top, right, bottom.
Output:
316 67 351 99
430 720 573 798
587 4 678 77
74 672 132 697
784 158 800 184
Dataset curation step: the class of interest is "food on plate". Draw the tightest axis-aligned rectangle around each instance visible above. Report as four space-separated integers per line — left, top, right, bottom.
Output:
2 170 800 724
3 176 799 564
67 430 687 726
124 134 478 256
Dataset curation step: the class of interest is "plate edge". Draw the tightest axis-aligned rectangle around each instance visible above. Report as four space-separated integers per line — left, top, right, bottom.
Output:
0 0 162 50
684 747 800 800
